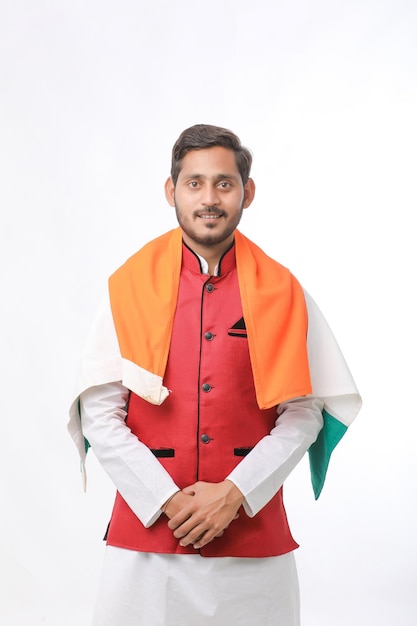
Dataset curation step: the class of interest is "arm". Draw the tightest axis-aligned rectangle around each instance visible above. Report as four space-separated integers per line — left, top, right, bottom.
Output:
80 381 184 527
168 396 323 548
228 395 324 516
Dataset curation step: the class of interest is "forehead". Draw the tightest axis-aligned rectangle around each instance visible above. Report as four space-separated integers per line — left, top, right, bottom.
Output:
178 146 240 178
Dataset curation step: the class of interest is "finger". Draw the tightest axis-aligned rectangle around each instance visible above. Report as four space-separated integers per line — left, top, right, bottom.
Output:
192 529 219 549
177 517 223 547
167 511 192 531
188 522 225 548
171 514 200 538
179 525 209 547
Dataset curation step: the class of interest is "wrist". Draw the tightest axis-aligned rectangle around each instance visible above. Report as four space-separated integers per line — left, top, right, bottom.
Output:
224 479 245 506
161 490 181 514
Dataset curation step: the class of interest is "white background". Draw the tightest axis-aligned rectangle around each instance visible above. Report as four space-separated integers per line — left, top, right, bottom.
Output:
1 0 416 624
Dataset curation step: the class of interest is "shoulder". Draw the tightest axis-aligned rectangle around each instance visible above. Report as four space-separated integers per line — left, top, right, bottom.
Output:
110 228 182 281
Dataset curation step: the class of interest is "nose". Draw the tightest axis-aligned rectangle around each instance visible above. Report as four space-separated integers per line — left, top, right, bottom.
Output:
201 185 220 207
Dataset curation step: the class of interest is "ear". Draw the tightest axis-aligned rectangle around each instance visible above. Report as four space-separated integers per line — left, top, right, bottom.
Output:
164 177 175 207
243 178 256 208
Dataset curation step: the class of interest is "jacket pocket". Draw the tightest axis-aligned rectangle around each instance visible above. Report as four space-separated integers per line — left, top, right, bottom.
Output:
228 317 247 338
150 448 175 458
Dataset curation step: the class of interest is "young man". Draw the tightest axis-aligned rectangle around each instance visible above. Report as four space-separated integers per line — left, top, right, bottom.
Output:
69 124 361 625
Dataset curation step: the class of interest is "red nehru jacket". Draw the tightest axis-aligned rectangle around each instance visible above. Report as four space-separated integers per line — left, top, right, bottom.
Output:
105 244 299 558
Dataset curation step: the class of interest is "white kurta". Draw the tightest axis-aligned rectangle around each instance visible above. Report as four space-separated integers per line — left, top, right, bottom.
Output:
71 255 361 625
92 548 300 626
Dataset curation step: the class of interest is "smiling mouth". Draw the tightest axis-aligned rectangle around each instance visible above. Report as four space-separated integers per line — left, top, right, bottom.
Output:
196 209 224 219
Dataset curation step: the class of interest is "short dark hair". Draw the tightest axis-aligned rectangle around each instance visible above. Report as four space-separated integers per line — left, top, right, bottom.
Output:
170 124 252 185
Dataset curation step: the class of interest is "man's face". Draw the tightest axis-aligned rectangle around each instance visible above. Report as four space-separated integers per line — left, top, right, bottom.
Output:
165 146 255 253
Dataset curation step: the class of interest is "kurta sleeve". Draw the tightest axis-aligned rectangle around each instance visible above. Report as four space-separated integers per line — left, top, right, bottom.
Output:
227 396 323 517
80 381 180 528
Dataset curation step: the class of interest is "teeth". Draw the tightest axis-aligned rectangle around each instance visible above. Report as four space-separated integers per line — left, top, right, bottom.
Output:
200 215 219 219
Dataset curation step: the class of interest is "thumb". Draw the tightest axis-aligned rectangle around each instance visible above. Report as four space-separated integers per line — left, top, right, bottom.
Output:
182 483 197 496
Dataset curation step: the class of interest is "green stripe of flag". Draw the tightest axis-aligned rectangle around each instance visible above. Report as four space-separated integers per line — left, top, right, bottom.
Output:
309 409 348 499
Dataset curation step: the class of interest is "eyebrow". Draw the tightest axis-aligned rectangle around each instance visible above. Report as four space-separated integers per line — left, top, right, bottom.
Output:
183 173 239 181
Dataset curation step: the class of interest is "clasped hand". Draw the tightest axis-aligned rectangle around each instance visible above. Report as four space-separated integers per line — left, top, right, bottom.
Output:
164 480 244 550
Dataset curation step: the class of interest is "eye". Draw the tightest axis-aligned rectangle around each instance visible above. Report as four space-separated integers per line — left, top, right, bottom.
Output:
188 180 200 189
218 181 232 189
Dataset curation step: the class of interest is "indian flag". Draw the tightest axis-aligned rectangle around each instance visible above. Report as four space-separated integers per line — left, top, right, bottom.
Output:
304 290 362 499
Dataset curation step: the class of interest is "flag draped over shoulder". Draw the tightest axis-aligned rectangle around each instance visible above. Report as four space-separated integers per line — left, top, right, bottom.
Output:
68 228 361 497
108 228 313 409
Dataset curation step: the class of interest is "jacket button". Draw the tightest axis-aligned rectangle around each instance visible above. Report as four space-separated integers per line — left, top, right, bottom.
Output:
205 283 214 292
202 383 211 392
204 331 214 341
201 434 211 444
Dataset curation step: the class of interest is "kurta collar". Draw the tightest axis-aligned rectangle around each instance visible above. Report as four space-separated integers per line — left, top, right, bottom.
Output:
182 240 236 277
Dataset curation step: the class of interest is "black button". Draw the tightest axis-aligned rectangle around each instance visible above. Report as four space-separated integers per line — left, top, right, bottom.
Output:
201 434 211 444
204 331 214 341
202 383 211 392
205 283 214 292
